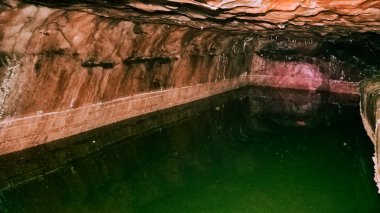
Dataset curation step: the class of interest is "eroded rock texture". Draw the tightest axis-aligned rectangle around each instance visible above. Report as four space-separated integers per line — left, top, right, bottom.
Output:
10 0 380 38
1 3 378 120
0 6 256 118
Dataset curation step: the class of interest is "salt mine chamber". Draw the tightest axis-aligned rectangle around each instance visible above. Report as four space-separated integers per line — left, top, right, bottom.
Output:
1 0 380 211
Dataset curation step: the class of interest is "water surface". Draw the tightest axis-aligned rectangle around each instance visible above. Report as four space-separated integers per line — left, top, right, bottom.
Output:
0 87 379 212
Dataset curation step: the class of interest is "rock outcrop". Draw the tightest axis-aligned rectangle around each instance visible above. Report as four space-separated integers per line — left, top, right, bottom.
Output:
360 80 380 192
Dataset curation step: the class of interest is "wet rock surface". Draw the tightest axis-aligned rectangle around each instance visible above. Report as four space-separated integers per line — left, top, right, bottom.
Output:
0 6 255 118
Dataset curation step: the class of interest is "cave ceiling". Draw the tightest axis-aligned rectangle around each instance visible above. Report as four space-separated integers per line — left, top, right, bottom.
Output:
2 0 380 39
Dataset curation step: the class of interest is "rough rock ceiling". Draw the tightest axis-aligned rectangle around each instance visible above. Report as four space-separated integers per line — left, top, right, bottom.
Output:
2 0 380 38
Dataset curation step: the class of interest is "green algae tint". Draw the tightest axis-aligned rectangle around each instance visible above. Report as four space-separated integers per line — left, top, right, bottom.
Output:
0 87 380 212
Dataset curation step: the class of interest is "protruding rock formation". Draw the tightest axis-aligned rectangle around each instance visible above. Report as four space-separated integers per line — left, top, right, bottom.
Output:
360 80 380 192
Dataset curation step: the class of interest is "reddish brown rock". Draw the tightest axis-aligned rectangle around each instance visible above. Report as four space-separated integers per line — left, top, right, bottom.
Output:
0 1 379 195
0 1 374 155
14 0 380 38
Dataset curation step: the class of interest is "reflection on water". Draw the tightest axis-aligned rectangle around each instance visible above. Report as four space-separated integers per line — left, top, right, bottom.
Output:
0 87 379 212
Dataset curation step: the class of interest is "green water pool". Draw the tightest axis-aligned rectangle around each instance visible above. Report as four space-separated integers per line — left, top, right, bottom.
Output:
0 87 379 212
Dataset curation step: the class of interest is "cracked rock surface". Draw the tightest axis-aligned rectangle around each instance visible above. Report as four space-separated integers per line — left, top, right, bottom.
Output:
8 0 380 38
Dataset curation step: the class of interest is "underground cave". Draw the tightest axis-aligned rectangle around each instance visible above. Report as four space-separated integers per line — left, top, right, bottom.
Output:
1 0 380 211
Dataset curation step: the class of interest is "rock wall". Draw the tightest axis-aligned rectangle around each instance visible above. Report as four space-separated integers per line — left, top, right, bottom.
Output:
360 80 380 192
0 5 257 154
0 3 374 155
0 6 255 118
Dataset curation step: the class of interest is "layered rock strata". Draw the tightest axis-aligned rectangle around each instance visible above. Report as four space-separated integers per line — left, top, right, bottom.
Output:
0 2 377 155
9 0 380 38
0 5 254 154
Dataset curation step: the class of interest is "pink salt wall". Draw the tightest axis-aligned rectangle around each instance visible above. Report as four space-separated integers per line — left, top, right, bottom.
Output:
0 7 359 155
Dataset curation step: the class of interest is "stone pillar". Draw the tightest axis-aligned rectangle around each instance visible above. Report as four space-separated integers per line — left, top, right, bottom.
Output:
360 79 380 192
